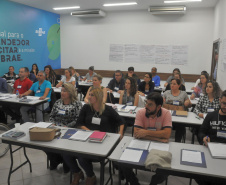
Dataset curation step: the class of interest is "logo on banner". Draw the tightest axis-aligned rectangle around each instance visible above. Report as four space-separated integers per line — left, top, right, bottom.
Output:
35 28 45 36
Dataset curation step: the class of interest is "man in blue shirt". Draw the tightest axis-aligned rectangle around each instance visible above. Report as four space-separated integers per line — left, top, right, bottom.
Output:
151 67 160 87
20 70 52 123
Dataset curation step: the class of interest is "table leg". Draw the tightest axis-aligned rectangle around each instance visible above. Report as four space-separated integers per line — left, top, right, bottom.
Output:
8 144 13 185
23 147 32 172
100 160 105 185
118 167 122 185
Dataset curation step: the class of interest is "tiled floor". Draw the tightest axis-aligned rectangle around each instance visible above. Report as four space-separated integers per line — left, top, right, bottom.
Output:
0 115 199 185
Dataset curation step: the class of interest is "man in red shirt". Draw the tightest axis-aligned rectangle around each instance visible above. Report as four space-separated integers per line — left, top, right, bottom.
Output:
13 67 33 94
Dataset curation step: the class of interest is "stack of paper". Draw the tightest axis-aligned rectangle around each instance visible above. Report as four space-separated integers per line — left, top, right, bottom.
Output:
69 130 93 141
148 142 169 152
128 139 150 150
29 122 52 129
208 143 226 159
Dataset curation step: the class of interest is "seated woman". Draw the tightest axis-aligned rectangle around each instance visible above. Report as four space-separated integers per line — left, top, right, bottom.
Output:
191 70 208 90
56 69 75 88
163 78 192 142
30 63 39 77
164 68 185 87
69 66 80 85
194 81 221 118
84 74 107 104
138 73 155 96
64 87 124 185
190 72 209 100
165 73 186 91
47 83 82 172
44 65 56 86
119 77 139 106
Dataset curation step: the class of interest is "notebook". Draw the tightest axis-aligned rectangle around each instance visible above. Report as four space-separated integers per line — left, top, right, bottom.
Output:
69 130 93 141
172 110 188 117
89 131 107 143
208 142 226 159
2 130 26 139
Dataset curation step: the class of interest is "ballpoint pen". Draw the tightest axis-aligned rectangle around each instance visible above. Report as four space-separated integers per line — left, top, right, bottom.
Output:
121 142 126 149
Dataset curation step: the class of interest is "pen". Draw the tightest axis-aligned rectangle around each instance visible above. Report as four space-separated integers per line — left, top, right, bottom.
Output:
121 142 126 149
195 116 201 120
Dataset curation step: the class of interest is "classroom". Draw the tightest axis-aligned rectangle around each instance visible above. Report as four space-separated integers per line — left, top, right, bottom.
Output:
0 0 226 185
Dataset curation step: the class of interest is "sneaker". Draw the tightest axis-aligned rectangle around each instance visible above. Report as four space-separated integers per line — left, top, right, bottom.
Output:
85 175 97 185
71 171 84 185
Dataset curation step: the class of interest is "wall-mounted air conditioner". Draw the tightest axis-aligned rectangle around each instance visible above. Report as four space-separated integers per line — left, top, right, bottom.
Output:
148 6 186 14
71 9 106 17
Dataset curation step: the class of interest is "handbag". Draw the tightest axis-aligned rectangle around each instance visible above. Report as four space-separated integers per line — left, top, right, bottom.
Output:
29 127 61 141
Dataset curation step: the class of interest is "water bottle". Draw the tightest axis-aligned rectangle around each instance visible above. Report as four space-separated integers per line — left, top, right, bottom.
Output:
16 90 19 98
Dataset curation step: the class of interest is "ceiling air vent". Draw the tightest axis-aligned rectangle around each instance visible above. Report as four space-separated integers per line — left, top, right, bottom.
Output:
71 9 106 17
148 6 186 14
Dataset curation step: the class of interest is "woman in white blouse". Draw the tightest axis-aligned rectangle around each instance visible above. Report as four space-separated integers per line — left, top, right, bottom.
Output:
56 69 75 87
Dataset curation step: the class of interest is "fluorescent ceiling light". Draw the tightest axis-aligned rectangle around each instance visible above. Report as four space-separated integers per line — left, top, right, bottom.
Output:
53 6 80 10
103 2 137 7
164 0 202 3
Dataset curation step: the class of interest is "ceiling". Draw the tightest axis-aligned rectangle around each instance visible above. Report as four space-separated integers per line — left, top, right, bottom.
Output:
10 0 218 15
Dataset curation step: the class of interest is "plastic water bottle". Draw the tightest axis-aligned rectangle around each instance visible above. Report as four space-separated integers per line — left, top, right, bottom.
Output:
16 90 19 98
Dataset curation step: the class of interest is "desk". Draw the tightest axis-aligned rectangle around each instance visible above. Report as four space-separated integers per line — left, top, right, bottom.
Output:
0 122 120 185
109 136 226 185
0 94 49 123
78 81 93 86
117 107 203 143
52 87 62 93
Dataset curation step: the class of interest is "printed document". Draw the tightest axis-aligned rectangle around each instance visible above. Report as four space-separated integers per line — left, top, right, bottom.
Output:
128 139 150 150
182 150 202 164
120 148 143 162
149 142 169 151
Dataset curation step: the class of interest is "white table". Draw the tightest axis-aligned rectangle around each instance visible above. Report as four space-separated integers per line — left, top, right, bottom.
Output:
109 136 226 185
0 122 120 185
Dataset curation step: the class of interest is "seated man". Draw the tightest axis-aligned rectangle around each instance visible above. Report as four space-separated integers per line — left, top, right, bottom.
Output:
107 70 125 94
13 67 33 94
2 66 18 80
0 78 8 93
121 92 172 185
24 67 37 83
196 90 226 185
124 66 140 85
20 70 52 123
151 67 160 87
3 67 33 122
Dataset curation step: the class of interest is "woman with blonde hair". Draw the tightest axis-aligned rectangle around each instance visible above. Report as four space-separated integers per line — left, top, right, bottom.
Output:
47 83 82 173
65 87 124 185
84 74 107 103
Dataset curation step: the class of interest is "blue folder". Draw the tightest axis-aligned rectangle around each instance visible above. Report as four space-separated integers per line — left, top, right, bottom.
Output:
180 149 207 168
118 148 149 166
61 129 77 139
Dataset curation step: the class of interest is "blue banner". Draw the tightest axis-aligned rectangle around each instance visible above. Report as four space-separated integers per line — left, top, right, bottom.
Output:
0 0 61 75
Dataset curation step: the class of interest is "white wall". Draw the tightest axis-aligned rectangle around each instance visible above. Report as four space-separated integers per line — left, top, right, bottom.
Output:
213 0 226 90
60 8 214 75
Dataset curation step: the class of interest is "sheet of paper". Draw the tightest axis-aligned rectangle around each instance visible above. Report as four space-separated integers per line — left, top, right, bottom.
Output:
125 106 137 111
120 148 143 162
26 96 40 100
29 122 52 129
149 142 169 152
69 130 93 141
208 143 226 157
128 139 150 150
182 150 202 163
112 92 120 98
115 104 125 109
0 96 11 100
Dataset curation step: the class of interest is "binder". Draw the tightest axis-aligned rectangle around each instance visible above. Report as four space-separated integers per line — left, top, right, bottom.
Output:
89 131 107 143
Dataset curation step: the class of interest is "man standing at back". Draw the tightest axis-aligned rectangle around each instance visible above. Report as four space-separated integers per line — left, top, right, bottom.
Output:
122 92 172 185
124 66 140 85
151 67 160 87
20 71 52 123
107 70 125 94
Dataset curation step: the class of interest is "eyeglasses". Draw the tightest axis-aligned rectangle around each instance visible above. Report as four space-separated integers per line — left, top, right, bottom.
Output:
144 100 154 107
89 93 95 97
144 76 150 78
